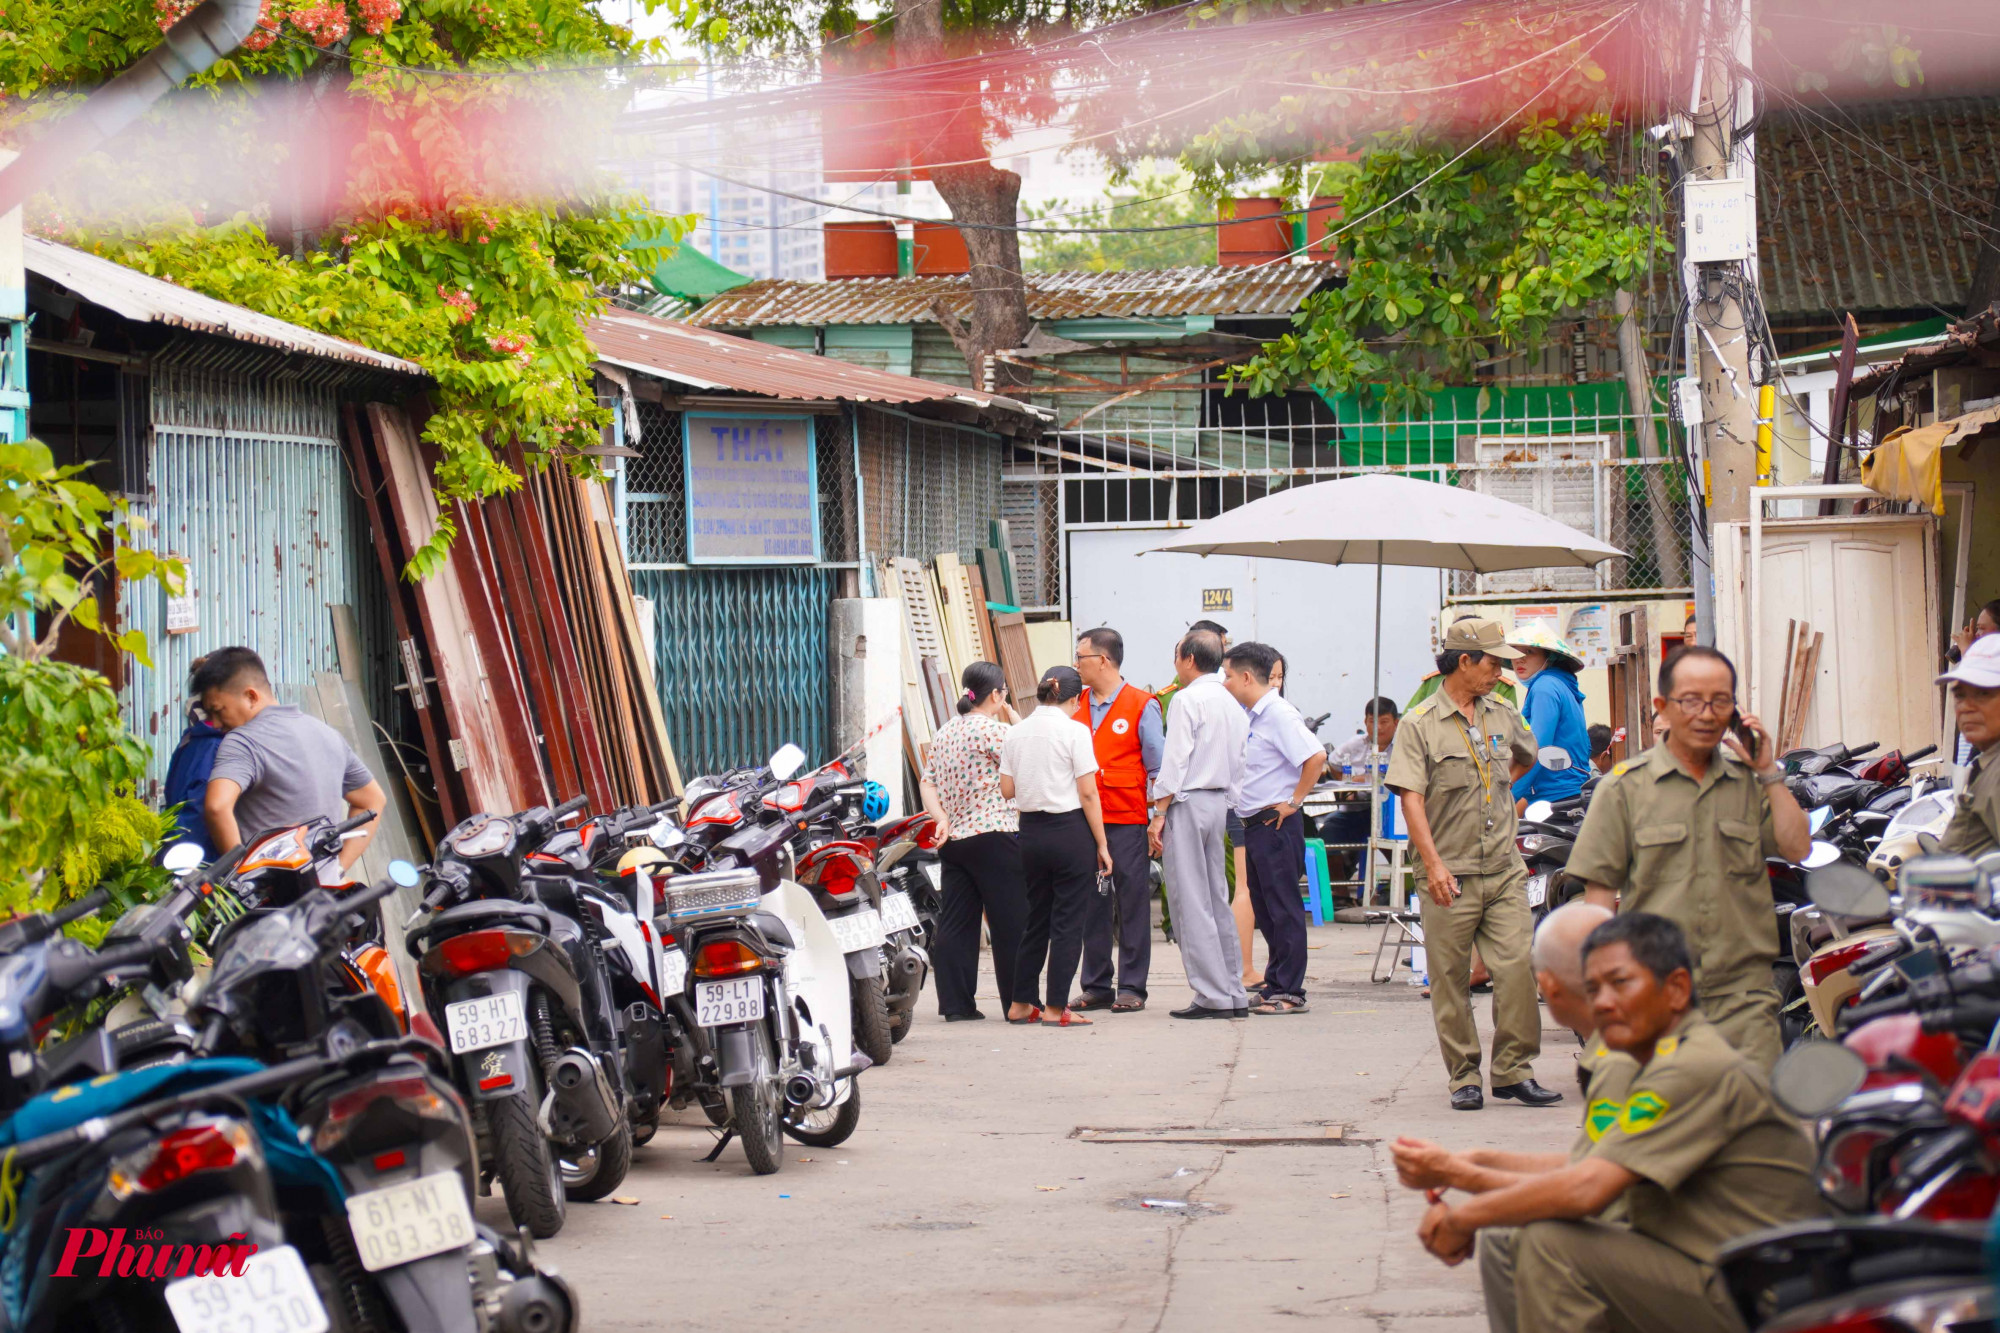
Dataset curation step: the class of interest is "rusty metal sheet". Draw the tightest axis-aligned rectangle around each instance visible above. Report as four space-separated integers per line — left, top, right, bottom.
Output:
687 266 1327 329
587 310 1047 429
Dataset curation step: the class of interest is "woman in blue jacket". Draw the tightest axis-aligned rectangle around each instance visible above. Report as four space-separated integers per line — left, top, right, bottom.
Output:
1506 626 1591 807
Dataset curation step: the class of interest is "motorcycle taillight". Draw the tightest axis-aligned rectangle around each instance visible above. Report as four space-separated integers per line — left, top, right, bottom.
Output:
110 1120 253 1199
913 819 943 851
694 939 764 978
315 1074 455 1155
1808 939 1877 985
430 929 538 977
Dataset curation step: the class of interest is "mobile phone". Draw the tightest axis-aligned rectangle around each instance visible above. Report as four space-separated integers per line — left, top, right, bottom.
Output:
1730 714 1757 754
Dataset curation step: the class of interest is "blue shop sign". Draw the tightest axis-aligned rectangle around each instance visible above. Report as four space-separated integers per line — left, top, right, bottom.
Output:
682 412 820 565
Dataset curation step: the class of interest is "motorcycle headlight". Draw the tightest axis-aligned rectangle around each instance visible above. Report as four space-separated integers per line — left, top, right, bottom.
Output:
241 827 310 873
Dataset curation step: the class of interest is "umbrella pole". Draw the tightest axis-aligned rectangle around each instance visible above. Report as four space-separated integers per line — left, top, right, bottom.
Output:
1368 553 1383 909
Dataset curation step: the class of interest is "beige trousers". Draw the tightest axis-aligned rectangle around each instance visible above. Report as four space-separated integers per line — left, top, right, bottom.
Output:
1416 863 1540 1091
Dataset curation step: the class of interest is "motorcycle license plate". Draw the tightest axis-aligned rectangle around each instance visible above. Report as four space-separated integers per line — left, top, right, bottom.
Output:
164 1244 329 1333
345 1170 477 1272
1526 873 1549 908
828 907 884 953
920 862 941 894
696 978 766 1025
660 945 688 996
880 890 920 933
445 991 526 1054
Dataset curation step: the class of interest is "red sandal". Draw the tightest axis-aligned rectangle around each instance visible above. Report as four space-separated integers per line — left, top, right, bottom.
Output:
1005 1007 1044 1025
1041 1008 1093 1027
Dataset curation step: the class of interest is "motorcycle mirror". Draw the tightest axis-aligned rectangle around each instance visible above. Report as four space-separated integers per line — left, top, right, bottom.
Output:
768 744 806 781
1809 805 1833 834
1523 800 1555 823
1802 841 1842 869
1536 746 1571 772
388 860 421 889
161 842 205 874
650 819 687 849
1768 1040 1867 1119
1807 862 1891 918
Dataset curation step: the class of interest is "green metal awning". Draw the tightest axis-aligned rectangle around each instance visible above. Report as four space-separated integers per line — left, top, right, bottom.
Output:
642 243 753 304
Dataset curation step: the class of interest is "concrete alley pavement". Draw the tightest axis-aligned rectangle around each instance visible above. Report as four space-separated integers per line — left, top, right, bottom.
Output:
497 922 1581 1332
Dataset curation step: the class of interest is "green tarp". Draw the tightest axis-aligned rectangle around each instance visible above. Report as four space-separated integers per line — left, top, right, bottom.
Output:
1316 382 1673 468
639 243 753 303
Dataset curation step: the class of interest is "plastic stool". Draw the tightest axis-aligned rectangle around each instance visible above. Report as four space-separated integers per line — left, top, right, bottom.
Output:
1302 838 1333 923
1300 839 1327 926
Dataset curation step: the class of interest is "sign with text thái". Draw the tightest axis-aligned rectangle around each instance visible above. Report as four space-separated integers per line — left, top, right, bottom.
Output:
682 413 819 564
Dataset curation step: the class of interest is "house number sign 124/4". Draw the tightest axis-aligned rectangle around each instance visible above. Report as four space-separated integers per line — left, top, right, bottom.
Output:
1202 589 1233 613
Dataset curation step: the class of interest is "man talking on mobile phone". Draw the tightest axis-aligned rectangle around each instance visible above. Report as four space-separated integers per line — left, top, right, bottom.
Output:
1568 646 1812 1070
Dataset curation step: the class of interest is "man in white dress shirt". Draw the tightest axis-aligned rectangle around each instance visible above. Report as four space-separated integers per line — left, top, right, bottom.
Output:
1148 629 1251 1019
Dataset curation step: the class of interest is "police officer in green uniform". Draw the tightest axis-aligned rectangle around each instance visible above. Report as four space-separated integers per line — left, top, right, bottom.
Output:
1938 634 2000 856
1412 913 1822 1333
1389 901 1624 1333
1387 616 1561 1111
1567 646 1810 1071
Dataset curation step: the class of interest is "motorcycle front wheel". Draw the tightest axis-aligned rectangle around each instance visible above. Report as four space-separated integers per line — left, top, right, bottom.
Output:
489 1076 567 1238
730 1026 787 1175
852 973 893 1067
785 1081 861 1148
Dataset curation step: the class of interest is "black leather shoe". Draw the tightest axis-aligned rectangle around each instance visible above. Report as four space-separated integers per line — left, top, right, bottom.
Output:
1492 1079 1564 1107
944 1012 986 1022
1232 1007 1250 1018
1171 1004 1235 1020
1451 1087 1484 1111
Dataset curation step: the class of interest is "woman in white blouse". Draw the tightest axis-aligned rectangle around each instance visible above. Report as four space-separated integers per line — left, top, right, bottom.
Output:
918 662 1026 1022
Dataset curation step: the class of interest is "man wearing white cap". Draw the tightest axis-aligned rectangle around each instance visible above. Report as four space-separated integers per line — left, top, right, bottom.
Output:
1940 633 2000 856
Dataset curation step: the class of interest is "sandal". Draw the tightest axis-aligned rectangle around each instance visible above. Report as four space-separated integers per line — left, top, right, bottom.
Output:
1250 997 1309 1016
1005 1007 1044 1025
1042 1008 1093 1027
1072 994 1115 1012
1111 995 1145 1012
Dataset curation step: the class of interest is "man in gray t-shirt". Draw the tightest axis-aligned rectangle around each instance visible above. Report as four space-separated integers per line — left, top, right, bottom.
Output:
194 647 386 872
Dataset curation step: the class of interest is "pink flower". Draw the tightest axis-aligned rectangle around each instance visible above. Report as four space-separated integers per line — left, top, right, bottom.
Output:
356 0 400 36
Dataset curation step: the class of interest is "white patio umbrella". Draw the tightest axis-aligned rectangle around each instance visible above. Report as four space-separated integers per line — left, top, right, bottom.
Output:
1148 473 1624 902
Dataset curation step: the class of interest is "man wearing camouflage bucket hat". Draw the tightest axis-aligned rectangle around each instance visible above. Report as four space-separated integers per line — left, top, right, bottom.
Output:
1507 624 1593 809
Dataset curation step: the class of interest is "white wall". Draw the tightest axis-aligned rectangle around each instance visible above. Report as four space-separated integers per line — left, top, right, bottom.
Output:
1066 528 1444 742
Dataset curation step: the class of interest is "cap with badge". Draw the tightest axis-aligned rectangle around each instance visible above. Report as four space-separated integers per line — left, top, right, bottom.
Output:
1442 615 1524 660
1938 634 2000 689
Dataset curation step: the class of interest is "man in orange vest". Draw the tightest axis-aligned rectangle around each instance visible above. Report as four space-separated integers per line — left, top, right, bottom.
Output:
1072 627 1165 1012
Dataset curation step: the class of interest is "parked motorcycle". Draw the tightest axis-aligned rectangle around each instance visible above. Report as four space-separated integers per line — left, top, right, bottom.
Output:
406 798 630 1236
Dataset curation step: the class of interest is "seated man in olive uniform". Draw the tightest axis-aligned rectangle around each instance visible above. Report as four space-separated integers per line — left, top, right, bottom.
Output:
1411 913 1822 1333
1939 634 2000 856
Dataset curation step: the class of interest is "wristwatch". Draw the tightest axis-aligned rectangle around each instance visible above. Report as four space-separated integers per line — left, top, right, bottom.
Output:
1756 767 1787 786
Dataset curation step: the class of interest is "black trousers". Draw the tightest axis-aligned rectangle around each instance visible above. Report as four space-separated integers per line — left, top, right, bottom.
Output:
1080 822 1153 1000
1017 810 1097 1010
1242 810 1310 1000
934 831 1027 1017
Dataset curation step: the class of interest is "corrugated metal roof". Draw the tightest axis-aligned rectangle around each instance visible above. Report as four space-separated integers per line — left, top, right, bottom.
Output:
588 309 1050 429
24 236 424 375
688 266 1328 329
1758 97 2000 320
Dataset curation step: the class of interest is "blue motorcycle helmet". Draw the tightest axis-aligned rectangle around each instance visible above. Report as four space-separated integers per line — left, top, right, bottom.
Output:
860 780 891 823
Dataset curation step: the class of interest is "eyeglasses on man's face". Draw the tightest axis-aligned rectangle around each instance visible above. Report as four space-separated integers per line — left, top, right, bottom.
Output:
1074 652 1107 664
1666 695 1737 717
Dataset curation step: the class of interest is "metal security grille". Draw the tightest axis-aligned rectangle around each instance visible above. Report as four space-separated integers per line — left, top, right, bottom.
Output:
1004 384 1693 610
626 401 857 567
856 408 1002 565
631 566 835 775
122 422 368 796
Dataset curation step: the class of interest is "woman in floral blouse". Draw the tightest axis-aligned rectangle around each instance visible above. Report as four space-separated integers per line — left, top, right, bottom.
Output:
918 661 1025 1022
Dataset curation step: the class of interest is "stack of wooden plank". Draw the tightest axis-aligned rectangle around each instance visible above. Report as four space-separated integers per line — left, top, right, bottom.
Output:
342 403 682 840
1775 619 1825 753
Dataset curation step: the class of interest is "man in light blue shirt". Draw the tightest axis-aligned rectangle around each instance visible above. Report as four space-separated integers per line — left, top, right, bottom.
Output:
1223 642 1327 1014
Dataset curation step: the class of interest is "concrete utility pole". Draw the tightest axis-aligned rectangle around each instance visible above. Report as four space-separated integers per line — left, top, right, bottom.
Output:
1682 0 1759 645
